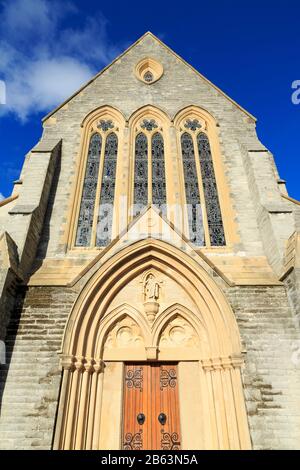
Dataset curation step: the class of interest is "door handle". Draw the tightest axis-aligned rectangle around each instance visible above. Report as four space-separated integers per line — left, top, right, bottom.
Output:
137 413 145 425
158 413 167 426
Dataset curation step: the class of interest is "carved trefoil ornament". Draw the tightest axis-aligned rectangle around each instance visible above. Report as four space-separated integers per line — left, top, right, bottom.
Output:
97 119 115 132
184 118 201 131
141 119 158 131
104 316 144 350
159 316 199 348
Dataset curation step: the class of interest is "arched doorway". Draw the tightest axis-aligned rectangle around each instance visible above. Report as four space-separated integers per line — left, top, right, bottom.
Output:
53 239 251 450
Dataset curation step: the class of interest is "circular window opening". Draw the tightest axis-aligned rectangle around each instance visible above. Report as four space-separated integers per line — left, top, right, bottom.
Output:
135 58 164 85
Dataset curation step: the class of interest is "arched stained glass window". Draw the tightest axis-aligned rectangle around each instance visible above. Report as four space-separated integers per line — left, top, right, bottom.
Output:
75 133 102 247
181 132 204 246
152 132 167 215
96 132 118 247
197 133 225 246
133 132 148 216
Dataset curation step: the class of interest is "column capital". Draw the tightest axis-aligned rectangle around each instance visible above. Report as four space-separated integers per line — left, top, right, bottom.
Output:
200 355 245 371
60 355 76 371
84 358 96 374
93 359 105 374
75 356 85 371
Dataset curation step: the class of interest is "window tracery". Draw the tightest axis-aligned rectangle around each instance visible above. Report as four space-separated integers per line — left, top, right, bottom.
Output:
75 133 102 247
181 132 204 246
197 133 225 246
75 107 227 250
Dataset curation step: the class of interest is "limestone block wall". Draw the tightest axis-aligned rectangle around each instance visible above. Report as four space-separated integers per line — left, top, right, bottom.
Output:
6 141 61 278
0 233 20 343
0 141 62 353
285 269 300 327
29 34 288 261
0 34 299 451
0 287 77 450
282 232 300 329
0 283 299 450
225 285 300 450
241 147 295 274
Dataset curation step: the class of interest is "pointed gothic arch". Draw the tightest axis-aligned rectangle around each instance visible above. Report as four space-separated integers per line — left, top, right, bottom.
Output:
128 105 171 220
174 105 238 247
54 239 251 450
68 105 126 249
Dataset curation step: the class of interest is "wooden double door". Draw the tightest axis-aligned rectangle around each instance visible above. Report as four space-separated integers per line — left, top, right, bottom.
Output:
122 363 181 450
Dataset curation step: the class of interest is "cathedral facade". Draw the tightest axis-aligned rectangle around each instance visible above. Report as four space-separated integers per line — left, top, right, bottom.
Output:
0 32 300 450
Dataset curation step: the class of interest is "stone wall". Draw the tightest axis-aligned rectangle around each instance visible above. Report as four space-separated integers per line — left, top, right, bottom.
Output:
0 233 20 343
225 285 300 450
0 286 77 450
0 283 299 450
0 33 299 451
33 33 292 261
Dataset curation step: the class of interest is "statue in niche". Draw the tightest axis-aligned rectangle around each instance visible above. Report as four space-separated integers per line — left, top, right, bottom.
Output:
142 273 162 323
144 274 160 302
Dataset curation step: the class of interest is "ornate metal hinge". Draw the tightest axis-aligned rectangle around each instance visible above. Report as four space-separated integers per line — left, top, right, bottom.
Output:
160 368 177 390
125 367 143 390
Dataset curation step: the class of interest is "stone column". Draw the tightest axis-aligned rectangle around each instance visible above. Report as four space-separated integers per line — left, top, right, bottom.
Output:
64 357 84 450
220 358 240 449
230 357 252 450
201 356 251 450
198 361 219 450
92 360 105 450
74 359 94 450
52 355 75 450
202 358 229 449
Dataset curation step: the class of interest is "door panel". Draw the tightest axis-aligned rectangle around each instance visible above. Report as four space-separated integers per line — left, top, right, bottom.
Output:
123 363 181 450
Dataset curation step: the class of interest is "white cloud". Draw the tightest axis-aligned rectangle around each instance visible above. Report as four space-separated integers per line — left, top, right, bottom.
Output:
4 55 94 121
0 0 122 121
0 193 5 201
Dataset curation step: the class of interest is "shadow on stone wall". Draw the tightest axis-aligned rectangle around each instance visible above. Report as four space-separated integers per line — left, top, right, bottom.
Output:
0 287 26 414
31 148 62 274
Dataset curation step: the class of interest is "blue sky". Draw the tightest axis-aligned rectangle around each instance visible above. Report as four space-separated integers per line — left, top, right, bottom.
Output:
0 0 299 200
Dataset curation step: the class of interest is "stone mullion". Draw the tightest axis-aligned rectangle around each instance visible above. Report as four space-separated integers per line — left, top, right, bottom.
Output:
91 133 106 247
168 125 184 234
115 126 129 236
148 133 152 204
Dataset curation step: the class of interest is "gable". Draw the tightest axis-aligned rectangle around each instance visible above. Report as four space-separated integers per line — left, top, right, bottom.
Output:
42 32 256 124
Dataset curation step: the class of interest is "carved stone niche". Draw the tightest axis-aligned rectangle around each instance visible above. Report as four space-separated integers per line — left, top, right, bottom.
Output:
142 272 162 323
